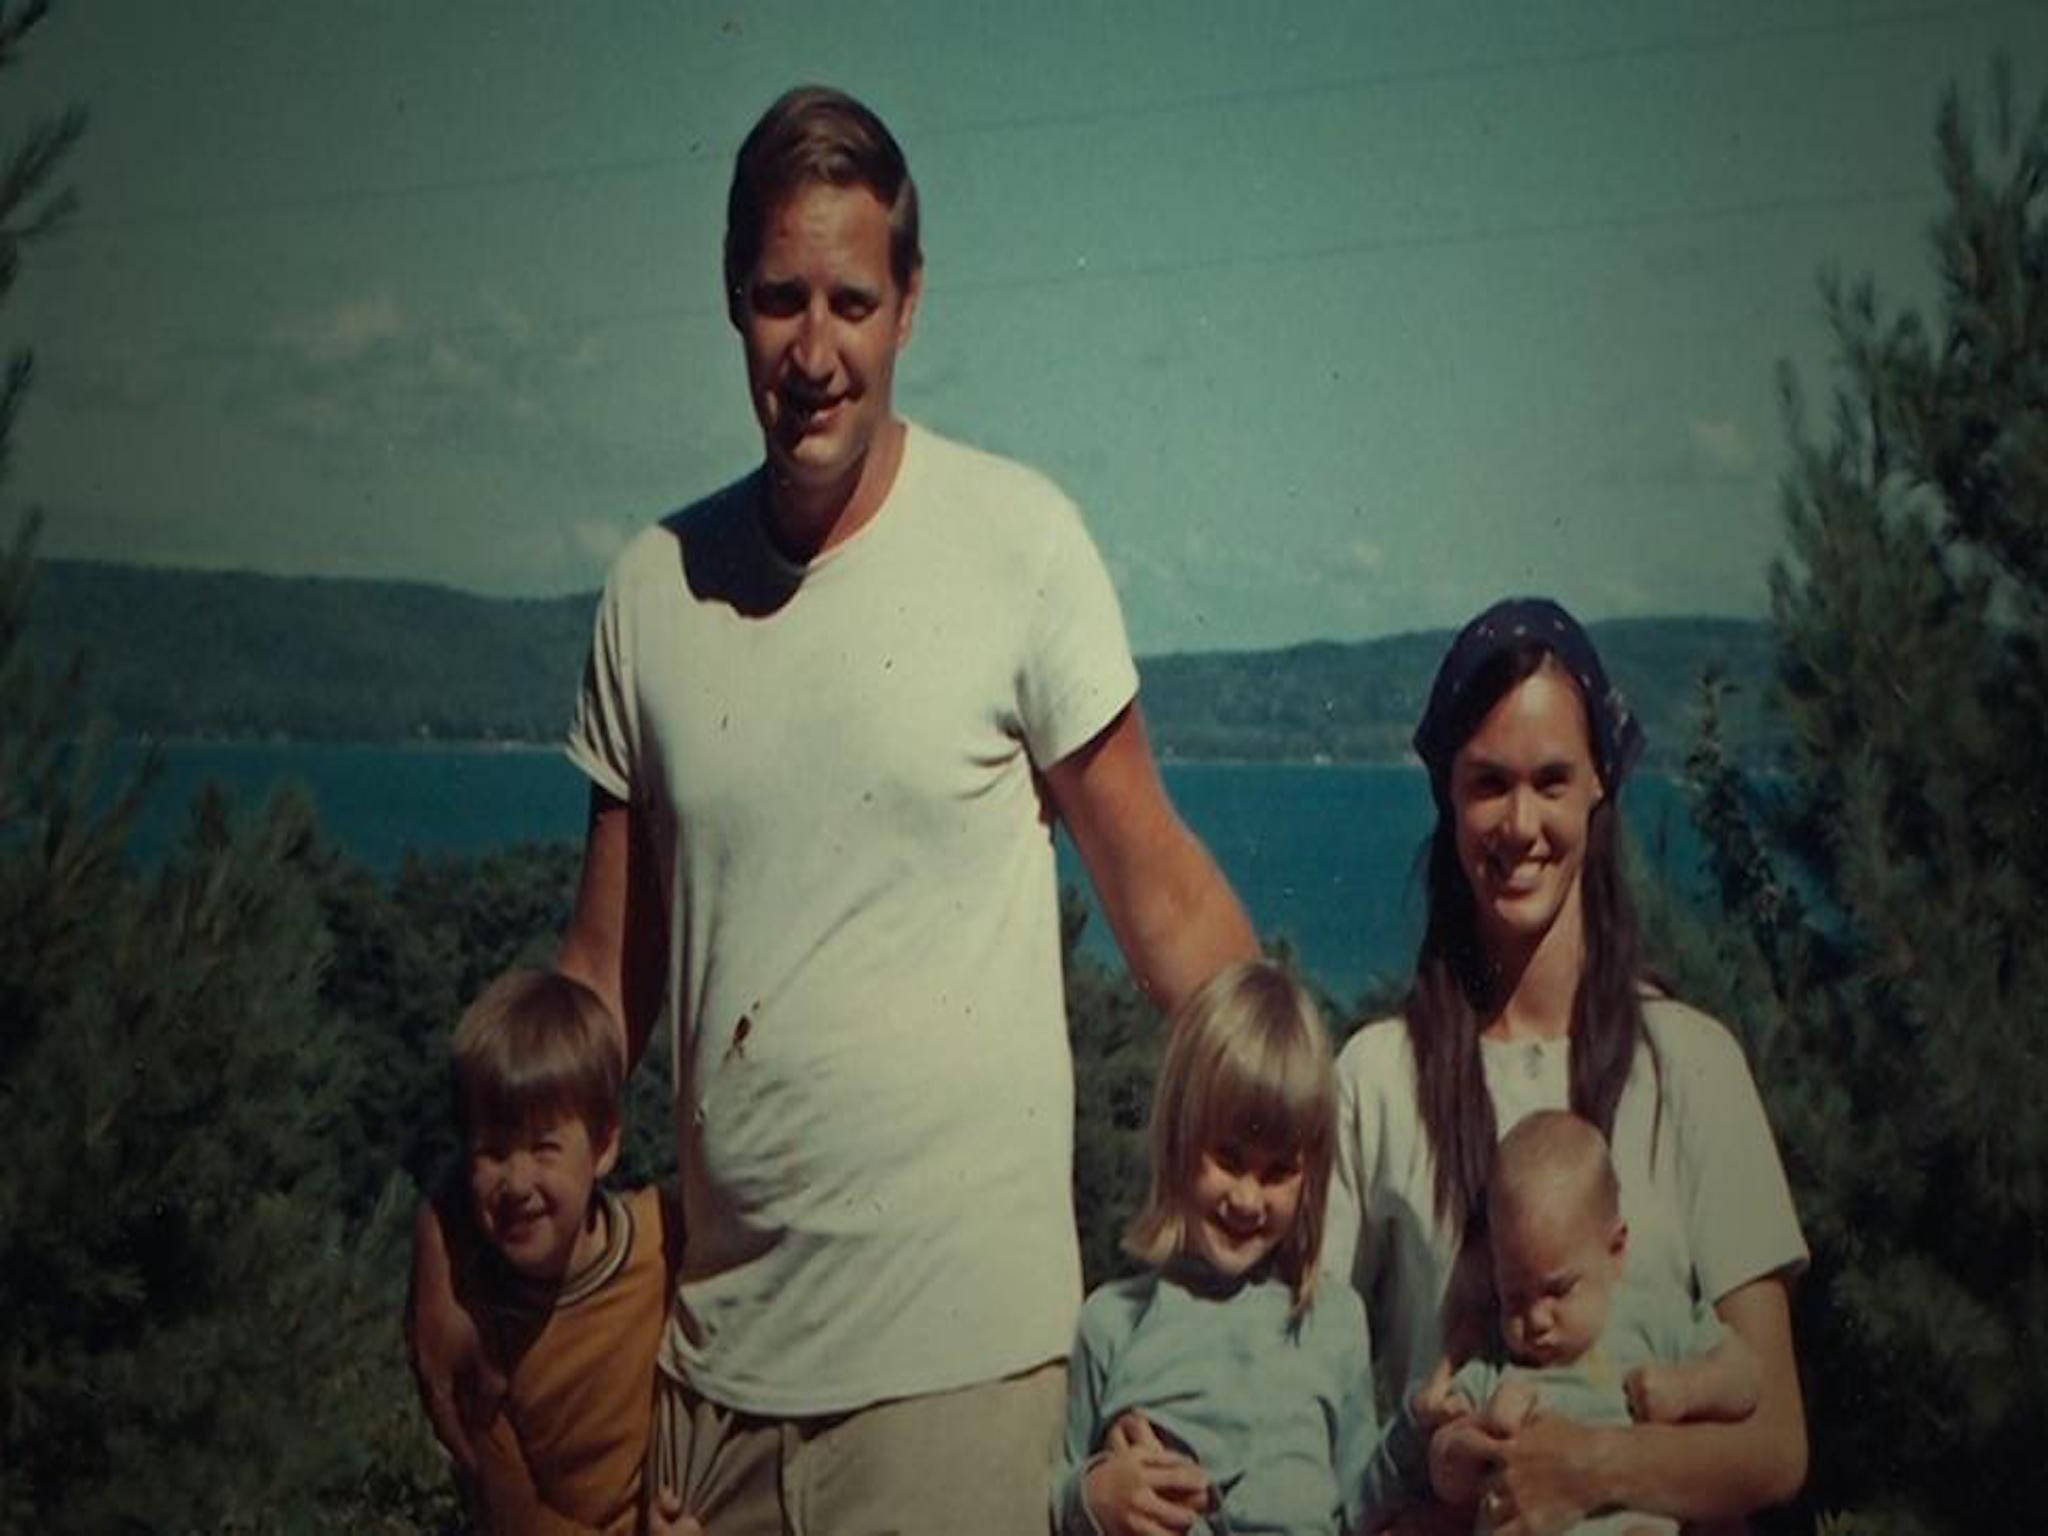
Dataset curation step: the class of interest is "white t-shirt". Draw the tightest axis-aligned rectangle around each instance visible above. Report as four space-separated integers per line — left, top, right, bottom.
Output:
1324 997 1807 1404
566 422 1138 1415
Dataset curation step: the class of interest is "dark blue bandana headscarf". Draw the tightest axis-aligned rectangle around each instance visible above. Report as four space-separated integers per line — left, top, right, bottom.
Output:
1412 596 1645 806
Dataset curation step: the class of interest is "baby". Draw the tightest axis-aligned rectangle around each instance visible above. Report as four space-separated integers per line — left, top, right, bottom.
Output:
1422 1110 1759 1536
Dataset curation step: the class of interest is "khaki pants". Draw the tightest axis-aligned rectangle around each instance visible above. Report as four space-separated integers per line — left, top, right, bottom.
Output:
650 1360 1066 1536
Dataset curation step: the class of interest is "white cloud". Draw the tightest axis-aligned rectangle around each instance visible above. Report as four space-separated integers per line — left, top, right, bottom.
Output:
1687 416 1756 476
570 519 630 567
298 293 407 363
426 338 492 390
1334 537 1385 576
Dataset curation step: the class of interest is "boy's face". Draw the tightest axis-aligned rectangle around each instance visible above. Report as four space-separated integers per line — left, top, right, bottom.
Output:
469 1111 620 1282
1491 1185 1626 1368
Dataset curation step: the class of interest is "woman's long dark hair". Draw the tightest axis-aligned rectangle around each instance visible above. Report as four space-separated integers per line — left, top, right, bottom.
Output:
1403 643 1657 1242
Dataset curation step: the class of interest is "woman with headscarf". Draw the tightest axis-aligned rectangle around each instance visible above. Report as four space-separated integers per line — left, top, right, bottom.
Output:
1326 597 1808 1534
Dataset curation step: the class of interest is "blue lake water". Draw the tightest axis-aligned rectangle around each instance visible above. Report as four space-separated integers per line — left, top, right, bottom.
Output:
125 744 1706 1004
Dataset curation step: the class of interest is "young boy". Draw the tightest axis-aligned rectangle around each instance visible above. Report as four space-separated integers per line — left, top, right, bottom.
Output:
1415 1110 1760 1536
449 968 681 1535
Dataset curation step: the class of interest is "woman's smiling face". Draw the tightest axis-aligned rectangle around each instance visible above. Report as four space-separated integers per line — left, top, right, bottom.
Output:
1448 657 1604 959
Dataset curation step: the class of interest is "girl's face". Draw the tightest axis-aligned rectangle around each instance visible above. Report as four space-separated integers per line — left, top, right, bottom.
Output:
1186 1136 1306 1280
1448 659 1604 960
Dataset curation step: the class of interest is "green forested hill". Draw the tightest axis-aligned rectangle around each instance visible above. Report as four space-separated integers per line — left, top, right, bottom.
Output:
1140 618 1777 767
27 560 1776 763
29 561 595 742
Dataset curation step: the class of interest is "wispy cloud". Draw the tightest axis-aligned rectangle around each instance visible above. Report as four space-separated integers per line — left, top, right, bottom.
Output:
569 518 632 567
1594 413 1767 490
225 291 617 473
296 293 406 364
1687 416 1756 476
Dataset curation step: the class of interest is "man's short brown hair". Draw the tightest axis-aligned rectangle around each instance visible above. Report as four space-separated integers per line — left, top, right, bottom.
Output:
723 84 922 317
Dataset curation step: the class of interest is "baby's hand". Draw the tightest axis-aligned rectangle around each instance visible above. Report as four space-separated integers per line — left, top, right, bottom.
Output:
1623 1361 1687 1423
1084 1440 1212 1536
1410 1355 1474 1431
1480 1375 1538 1437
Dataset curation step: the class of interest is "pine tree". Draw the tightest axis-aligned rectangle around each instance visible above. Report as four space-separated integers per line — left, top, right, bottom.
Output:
1064 886 1164 1288
1682 62 2048 1534
0 9 459 1526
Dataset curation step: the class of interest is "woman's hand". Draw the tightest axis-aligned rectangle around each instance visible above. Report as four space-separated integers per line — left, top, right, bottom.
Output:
1371 1501 1474 1536
1426 1411 1504 1507
1480 1412 1608 1536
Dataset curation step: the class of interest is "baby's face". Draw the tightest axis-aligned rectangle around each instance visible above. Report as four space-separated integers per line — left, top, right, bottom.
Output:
1490 1192 1625 1368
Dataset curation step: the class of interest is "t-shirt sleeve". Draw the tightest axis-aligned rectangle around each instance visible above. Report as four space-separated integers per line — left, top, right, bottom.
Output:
1651 1295 1730 1361
1664 1008 1809 1303
565 555 639 804
1014 492 1138 769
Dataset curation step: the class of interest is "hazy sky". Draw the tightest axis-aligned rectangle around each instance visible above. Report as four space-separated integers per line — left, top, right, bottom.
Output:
8 1 2042 654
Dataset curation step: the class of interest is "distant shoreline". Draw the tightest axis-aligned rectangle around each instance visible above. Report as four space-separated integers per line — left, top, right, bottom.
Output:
126 735 1427 767
118 738 1730 774
121 734 569 755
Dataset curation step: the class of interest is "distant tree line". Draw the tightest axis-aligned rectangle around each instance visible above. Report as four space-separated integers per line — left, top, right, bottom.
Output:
27 557 1778 770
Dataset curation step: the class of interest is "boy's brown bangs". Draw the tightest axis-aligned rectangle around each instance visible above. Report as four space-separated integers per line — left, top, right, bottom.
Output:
458 1064 610 1148
451 970 621 1147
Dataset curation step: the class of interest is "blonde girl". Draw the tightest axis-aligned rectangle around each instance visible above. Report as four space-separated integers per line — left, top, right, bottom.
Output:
1052 959 1385 1536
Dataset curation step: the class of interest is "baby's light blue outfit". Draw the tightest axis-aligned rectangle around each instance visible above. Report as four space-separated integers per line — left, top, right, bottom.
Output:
1053 1259 1382 1536
1380 1284 1728 1536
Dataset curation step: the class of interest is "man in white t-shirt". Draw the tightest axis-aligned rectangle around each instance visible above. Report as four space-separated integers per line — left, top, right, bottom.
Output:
407 85 1256 1536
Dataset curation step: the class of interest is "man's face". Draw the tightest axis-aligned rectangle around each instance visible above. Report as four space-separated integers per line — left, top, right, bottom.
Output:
734 182 919 510
1491 1185 1626 1368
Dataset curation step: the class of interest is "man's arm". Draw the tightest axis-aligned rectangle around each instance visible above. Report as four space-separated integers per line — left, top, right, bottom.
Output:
1042 702 1256 1014
557 786 668 1073
406 1186 501 1472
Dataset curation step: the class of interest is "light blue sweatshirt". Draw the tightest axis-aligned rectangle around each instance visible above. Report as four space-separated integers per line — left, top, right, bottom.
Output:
1053 1260 1385 1535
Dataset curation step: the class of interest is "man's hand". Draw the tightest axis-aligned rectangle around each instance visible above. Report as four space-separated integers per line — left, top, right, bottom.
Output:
406 1196 505 1469
646 1488 707 1536
1083 1443 1213 1536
